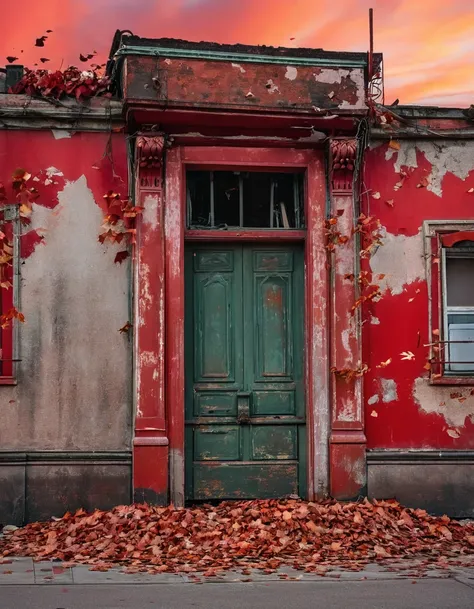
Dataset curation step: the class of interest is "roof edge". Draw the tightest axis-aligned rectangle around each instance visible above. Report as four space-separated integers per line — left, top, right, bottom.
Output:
112 34 382 69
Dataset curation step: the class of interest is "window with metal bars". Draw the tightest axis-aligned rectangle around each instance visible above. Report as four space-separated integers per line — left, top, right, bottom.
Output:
186 170 305 230
441 243 474 374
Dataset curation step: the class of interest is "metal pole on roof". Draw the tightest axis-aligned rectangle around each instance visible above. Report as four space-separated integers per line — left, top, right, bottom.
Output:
368 8 374 82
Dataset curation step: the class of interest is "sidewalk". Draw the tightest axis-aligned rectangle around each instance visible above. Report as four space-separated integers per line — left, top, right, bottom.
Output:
1 556 474 587
1 558 474 609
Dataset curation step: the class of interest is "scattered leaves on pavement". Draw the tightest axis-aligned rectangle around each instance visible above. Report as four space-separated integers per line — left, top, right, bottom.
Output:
1 499 474 577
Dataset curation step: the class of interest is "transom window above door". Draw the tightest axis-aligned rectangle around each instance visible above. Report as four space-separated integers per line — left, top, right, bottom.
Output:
186 170 305 230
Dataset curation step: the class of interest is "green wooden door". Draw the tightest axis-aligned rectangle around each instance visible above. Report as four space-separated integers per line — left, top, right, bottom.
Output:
185 245 305 501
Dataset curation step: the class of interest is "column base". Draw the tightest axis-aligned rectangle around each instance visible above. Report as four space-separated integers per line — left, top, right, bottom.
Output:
133 437 169 505
329 431 367 500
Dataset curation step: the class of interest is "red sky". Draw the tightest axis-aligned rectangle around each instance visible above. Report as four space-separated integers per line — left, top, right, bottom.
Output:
2 0 474 106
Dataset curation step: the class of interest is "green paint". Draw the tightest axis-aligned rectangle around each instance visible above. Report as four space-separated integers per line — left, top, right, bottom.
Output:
116 45 369 68
185 245 306 501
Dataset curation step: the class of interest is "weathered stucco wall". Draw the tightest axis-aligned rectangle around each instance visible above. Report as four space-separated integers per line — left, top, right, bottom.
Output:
0 130 132 451
363 139 474 449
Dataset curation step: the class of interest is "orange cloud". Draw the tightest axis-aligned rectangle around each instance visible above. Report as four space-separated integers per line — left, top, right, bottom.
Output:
1 0 472 106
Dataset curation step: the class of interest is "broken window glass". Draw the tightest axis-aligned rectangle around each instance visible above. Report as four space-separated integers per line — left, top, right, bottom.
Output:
186 170 305 229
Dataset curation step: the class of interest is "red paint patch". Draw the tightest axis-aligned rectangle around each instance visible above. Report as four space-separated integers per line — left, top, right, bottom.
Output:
20 230 45 259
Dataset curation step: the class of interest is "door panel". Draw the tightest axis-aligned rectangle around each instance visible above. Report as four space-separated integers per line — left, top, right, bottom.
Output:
193 249 240 382
250 425 298 460
192 463 299 500
185 244 305 501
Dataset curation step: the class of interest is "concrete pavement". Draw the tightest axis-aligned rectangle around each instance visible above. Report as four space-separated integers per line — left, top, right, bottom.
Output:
0 579 473 609
0 557 473 608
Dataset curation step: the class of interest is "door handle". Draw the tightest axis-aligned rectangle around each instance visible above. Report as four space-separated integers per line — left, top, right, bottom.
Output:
237 392 251 424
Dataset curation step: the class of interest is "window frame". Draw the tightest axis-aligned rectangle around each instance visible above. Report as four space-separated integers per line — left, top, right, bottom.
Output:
424 220 474 385
185 168 306 231
0 204 19 385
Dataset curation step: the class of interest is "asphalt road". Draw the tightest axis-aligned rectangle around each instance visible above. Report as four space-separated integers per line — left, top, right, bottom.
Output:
0 580 473 609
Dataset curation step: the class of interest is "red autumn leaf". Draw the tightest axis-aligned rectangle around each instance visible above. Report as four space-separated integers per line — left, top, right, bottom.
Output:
1 497 474 577
0 307 25 329
103 191 121 206
79 53 95 62
119 322 132 334
114 250 129 264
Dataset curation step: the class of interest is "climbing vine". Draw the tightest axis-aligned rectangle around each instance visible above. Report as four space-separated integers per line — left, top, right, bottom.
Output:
0 169 40 329
325 209 386 382
0 168 143 336
9 66 111 101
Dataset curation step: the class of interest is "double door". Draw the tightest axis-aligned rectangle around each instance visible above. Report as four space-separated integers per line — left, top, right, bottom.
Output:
185 244 305 500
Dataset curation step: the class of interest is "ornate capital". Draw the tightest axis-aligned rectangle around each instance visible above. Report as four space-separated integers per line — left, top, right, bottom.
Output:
136 135 165 188
330 139 357 191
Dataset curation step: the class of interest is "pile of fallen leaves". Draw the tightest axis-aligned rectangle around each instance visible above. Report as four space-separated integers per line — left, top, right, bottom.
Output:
9 67 111 100
1 499 473 576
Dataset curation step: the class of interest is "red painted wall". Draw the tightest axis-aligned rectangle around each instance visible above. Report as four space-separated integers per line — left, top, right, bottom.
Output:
0 130 127 223
0 128 131 453
362 140 474 450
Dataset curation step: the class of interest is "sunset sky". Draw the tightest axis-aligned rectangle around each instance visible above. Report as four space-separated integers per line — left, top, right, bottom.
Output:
2 0 474 106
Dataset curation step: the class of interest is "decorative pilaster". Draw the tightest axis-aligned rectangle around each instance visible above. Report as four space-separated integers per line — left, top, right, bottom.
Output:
133 134 169 504
328 138 367 500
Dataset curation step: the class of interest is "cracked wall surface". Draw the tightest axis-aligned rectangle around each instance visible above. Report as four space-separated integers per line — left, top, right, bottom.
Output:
0 130 132 451
363 139 474 450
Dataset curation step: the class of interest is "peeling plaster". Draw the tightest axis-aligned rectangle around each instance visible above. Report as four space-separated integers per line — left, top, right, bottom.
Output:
381 378 398 403
370 228 424 295
312 68 365 109
231 63 246 73
12 175 131 450
341 328 351 354
413 377 474 428
170 448 185 506
314 68 350 84
46 166 64 178
386 141 474 197
265 79 280 94
139 262 152 322
52 129 72 140
285 66 297 81
341 454 365 487
368 379 397 405
142 193 159 231
140 351 159 366
370 315 380 325
339 398 356 422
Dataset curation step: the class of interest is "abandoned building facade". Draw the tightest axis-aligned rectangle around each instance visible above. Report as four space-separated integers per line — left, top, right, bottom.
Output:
1 32 474 524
